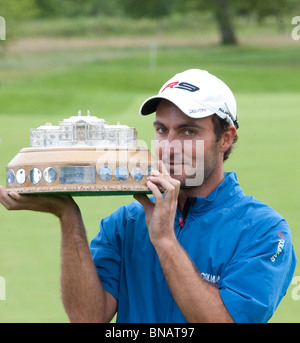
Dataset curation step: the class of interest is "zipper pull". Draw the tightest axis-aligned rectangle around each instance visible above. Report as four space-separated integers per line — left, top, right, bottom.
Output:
179 217 184 228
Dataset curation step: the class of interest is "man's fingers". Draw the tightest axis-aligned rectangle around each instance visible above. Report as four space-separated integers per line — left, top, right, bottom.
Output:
152 162 180 189
0 186 36 211
147 179 165 200
148 176 180 203
8 191 22 201
0 186 13 208
0 184 75 216
149 176 173 192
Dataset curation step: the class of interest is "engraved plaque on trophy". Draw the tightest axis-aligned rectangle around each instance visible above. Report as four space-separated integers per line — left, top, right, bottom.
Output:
6 111 158 195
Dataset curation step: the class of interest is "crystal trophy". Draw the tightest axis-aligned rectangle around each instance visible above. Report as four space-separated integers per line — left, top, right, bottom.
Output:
6 111 158 195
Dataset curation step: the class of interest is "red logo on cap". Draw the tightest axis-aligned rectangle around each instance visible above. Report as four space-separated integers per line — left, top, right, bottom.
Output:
161 81 180 93
161 81 200 93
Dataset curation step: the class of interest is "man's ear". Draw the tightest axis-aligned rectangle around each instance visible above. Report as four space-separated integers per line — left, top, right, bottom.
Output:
219 126 236 153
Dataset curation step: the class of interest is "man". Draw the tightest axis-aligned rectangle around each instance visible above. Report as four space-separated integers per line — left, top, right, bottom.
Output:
0 69 296 323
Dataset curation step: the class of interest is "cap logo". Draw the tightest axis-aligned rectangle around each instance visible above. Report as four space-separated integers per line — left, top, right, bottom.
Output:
161 81 200 93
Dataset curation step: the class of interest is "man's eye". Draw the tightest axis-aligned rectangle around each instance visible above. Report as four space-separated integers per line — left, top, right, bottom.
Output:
157 127 166 134
184 129 196 136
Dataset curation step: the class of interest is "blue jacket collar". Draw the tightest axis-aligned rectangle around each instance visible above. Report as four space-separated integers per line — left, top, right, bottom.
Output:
177 172 242 216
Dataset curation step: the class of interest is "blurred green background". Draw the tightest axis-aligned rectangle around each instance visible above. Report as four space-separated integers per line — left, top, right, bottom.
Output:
0 0 299 323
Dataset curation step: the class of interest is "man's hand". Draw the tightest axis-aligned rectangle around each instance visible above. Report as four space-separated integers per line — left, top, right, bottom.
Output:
135 163 234 323
0 185 117 322
134 161 180 246
0 185 77 219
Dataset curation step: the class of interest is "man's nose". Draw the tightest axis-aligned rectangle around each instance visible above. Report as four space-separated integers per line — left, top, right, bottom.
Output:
167 131 182 148
166 130 176 143
160 137 183 158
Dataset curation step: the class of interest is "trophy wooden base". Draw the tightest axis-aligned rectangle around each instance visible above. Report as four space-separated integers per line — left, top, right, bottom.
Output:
6 147 157 196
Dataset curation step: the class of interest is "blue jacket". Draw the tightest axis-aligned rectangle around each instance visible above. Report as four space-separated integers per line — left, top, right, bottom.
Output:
90 172 296 322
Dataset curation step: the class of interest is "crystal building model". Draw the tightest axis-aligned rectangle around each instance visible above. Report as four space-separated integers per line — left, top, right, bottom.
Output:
7 110 157 195
30 110 137 148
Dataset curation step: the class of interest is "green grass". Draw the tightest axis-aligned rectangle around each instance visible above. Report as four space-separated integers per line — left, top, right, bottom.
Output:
0 36 300 322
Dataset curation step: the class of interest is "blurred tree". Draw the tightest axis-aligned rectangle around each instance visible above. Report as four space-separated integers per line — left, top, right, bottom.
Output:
0 0 39 21
213 0 238 45
233 0 300 33
120 0 175 19
0 0 38 48
174 0 299 45
33 0 124 18
174 0 237 45
33 0 61 18
1 0 298 45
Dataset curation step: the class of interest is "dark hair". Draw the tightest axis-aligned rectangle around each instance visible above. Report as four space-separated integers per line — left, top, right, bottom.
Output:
211 114 238 161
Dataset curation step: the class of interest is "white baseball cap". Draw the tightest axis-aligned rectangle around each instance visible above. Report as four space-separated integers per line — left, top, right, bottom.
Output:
139 69 239 129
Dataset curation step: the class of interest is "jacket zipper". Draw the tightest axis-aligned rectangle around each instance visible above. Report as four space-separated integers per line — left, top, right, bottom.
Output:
168 214 185 322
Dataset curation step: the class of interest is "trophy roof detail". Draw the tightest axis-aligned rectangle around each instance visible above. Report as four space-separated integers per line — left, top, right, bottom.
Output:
30 110 137 148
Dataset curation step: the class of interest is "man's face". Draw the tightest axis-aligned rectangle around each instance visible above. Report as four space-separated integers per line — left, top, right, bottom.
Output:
153 100 221 188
